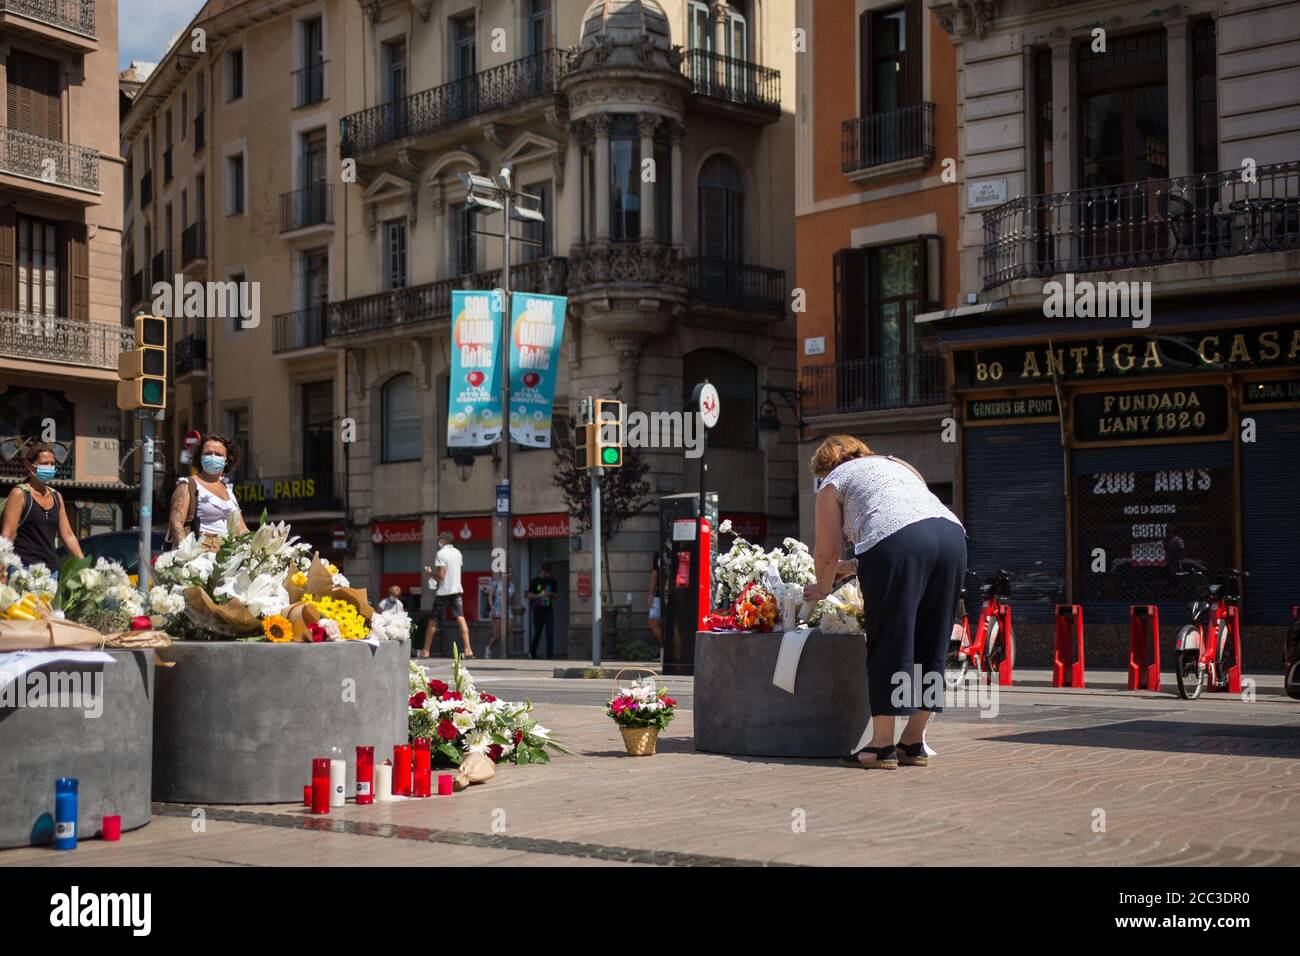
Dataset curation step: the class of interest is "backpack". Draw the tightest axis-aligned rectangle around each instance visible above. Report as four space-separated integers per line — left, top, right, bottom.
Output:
18 483 62 526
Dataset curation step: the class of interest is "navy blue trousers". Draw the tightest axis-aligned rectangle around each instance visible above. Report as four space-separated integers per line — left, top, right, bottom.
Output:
857 517 967 717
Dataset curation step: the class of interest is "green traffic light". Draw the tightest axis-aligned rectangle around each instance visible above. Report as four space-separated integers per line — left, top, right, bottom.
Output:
141 379 164 405
601 446 621 465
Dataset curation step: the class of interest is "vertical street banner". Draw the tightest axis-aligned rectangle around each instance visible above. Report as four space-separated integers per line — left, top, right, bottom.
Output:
508 292 568 447
448 290 503 447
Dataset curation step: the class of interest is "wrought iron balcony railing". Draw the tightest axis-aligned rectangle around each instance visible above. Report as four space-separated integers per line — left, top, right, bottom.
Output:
151 249 172 286
280 184 333 232
294 60 326 108
0 311 132 370
193 111 205 152
140 169 153 206
0 127 100 192
981 161 1300 290
173 332 207 377
801 351 948 416
842 102 935 174
0 0 95 38
162 145 173 183
686 258 786 313
273 304 329 353
181 221 206 265
341 48 574 157
682 49 780 113
327 257 568 339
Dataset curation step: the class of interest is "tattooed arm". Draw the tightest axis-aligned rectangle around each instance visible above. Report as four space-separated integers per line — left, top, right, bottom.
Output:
168 481 191 542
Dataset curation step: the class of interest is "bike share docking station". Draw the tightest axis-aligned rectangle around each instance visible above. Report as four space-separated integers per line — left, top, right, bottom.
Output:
1128 606 1161 692
974 599 1015 686
1052 605 1086 688
1215 605 1244 695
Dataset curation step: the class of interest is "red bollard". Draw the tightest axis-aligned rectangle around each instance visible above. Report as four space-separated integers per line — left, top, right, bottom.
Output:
1127 605 1161 691
1052 605 1085 688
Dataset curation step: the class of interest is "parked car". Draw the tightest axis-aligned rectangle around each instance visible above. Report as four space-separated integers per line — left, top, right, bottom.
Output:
78 531 167 576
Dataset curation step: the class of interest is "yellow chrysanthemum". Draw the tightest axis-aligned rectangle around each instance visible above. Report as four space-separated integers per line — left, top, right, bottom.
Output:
291 571 308 587
327 563 339 575
263 614 294 643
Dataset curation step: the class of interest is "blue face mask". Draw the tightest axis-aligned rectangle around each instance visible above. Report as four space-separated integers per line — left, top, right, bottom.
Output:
201 455 226 475
34 464 57 482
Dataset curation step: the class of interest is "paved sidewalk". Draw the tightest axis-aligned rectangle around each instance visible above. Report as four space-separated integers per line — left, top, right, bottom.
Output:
5 677 1298 867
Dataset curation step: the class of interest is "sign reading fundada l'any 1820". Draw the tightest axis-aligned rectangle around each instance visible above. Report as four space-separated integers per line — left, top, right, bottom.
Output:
1072 384 1230 443
952 321 1300 389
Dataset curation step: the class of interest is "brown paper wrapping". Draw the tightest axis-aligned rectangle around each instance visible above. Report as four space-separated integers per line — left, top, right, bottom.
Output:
0 617 105 652
285 601 323 641
453 752 497 791
181 586 262 637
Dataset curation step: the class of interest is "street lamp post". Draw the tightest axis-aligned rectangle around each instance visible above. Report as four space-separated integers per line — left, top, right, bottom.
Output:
458 169 546 658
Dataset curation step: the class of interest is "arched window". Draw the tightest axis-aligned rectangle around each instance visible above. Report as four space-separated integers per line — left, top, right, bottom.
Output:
683 349 756 449
698 155 745 262
381 373 422 462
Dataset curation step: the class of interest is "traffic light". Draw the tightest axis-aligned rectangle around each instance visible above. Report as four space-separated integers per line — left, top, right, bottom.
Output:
594 398 625 469
117 315 168 411
574 422 596 470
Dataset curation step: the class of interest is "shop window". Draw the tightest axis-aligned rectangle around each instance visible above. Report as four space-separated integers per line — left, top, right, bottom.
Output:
381 373 421 462
682 350 756 449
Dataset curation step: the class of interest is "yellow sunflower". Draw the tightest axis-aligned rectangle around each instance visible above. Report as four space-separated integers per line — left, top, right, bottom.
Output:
263 614 294 643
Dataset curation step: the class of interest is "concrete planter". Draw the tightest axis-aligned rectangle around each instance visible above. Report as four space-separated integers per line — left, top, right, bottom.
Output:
1 649 154 849
153 638 409 804
694 630 870 758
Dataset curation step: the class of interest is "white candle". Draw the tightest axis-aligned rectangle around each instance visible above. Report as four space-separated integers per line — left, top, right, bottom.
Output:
374 763 393 802
330 758 346 807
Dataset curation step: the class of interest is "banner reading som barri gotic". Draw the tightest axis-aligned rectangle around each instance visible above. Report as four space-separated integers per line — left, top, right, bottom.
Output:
448 290 504 448
507 292 568 448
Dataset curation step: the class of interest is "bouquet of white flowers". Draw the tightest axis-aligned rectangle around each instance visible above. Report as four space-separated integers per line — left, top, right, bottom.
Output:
56 556 147 632
369 603 412 642
712 521 817 609
808 579 866 634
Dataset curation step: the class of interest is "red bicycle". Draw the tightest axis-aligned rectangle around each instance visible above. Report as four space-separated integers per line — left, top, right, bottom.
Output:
946 570 1015 688
1174 566 1247 699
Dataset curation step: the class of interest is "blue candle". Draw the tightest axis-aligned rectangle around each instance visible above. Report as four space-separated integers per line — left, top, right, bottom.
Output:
54 778 78 850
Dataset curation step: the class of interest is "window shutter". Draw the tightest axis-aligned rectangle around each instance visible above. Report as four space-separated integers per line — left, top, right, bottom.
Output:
858 11 872 118
65 221 89 323
6 52 61 140
0 209 15 311
833 247 869 362
699 184 728 259
905 0 923 107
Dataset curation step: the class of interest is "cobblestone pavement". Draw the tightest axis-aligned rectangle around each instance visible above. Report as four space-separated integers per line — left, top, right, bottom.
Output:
5 664 1297 867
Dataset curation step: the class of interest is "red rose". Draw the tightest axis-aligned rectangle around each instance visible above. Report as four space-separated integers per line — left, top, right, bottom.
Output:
309 624 327 643
442 690 463 702
487 744 504 762
453 707 466 714
663 697 677 707
409 692 427 709
437 719 458 741
428 679 448 697
513 730 524 745
611 698 628 714
480 693 497 703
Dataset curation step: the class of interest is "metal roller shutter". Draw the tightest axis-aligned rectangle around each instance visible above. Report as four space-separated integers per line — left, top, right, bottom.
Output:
1072 442 1234 624
962 424 1065 622
1240 409 1300 625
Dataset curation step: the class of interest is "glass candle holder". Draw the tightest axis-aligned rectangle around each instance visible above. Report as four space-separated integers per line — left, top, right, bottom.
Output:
355 746 375 805
54 778 78 850
311 758 331 815
393 745 412 796
413 738 432 798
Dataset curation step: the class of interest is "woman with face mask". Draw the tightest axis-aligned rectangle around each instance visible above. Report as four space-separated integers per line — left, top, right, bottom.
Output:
168 434 248 552
1 442 85 570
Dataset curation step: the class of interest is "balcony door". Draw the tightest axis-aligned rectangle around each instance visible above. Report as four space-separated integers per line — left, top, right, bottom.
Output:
301 380 334 488
15 216 60 323
299 128 328 225
855 1 923 166
6 50 61 141
1076 30 1169 267
452 14 477 120
833 242 924 410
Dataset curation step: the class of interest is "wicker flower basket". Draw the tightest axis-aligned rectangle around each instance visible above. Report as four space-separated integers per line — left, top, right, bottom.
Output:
611 667 666 757
619 725 659 756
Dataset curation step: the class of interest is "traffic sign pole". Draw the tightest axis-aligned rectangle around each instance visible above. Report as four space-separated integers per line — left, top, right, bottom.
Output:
137 409 163 593
591 465 602 668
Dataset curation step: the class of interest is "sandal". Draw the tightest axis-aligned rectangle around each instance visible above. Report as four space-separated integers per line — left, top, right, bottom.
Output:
896 741 928 767
839 745 898 770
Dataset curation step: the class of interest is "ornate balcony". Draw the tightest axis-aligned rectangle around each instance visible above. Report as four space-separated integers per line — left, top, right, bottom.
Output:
842 102 935 175
0 127 100 194
273 305 329 353
173 333 207 377
981 161 1300 291
802 352 948 416
682 49 780 118
280 184 333 233
0 311 132 371
182 221 206 266
327 257 568 340
685 258 786 314
567 242 685 288
340 49 574 157
0 0 95 41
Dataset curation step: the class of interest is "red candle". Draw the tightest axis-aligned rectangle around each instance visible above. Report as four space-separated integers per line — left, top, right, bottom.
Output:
437 773 454 796
311 758 331 814
355 746 375 805
101 815 121 841
393 745 412 797
303 784 312 806
413 738 432 798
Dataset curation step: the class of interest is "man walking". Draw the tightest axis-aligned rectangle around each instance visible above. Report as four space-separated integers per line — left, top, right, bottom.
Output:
527 562 559 660
421 532 472 659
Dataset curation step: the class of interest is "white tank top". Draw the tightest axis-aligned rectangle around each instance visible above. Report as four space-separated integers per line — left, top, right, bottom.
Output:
184 478 242 535
822 455 963 557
